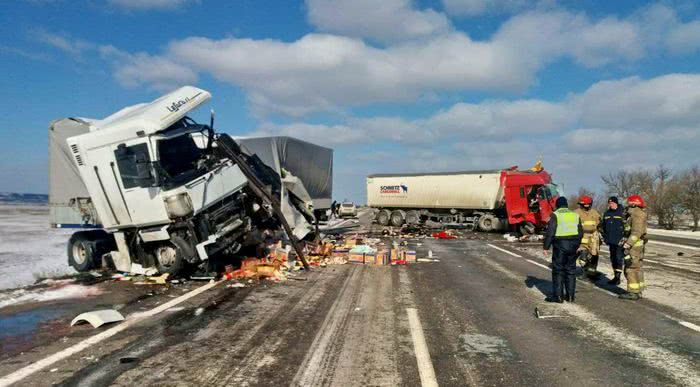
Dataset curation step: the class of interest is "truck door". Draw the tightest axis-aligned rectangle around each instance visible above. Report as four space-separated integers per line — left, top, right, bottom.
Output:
112 143 168 225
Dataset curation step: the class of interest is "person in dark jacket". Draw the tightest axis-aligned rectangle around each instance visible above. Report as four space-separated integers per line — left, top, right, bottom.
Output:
601 196 625 285
543 196 584 303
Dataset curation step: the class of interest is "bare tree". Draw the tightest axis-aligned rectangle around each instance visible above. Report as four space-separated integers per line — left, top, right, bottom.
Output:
569 187 606 213
602 171 636 199
679 165 700 231
601 166 682 229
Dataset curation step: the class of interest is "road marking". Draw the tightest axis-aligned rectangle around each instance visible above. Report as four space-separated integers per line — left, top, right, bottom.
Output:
649 240 700 251
406 308 439 387
678 320 700 333
525 258 550 270
487 243 522 257
487 242 700 335
0 279 223 387
293 267 360 386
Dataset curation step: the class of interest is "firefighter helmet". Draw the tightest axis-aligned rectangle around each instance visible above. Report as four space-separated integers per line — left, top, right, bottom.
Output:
578 195 593 206
627 195 645 208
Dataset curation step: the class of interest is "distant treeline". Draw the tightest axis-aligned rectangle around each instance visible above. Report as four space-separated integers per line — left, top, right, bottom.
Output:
0 192 49 204
569 165 700 231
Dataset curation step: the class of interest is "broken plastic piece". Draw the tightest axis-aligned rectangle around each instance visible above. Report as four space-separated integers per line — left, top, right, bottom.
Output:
71 309 125 328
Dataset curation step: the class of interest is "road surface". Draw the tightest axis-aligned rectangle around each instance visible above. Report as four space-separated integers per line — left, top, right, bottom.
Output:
0 222 699 386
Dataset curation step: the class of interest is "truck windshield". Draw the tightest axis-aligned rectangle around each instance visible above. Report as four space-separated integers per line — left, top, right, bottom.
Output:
544 184 560 198
157 134 207 187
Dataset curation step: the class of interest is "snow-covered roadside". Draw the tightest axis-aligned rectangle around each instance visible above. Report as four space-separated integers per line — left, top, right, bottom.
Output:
648 228 700 240
0 204 76 290
0 279 103 309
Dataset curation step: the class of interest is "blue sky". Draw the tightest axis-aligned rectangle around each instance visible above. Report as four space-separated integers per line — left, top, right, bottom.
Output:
1 0 699 203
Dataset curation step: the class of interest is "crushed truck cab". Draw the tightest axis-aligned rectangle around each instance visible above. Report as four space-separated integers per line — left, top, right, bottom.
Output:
50 86 329 275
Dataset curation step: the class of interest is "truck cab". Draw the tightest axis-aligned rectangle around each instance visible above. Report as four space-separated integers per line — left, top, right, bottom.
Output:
56 86 316 275
501 169 559 234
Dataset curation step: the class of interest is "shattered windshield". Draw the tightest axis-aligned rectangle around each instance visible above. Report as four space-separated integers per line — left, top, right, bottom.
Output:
545 183 560 198
157 133 207 187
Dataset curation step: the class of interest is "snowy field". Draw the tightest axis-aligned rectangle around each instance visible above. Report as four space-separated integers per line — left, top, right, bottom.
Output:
648 228 700 239
0 204 75 290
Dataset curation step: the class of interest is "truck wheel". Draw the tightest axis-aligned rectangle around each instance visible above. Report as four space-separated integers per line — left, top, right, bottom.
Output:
153 243 185 275
67 232 97 272
478 214 497 232
376 210 391 226
152 235 193 275
405 211 420 224
390 210 405 227
518 221 536 235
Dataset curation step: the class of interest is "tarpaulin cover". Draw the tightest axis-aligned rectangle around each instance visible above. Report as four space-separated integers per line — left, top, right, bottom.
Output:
238 136 333 209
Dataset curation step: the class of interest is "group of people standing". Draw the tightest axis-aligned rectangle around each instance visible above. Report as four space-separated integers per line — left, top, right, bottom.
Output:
543 194 648 303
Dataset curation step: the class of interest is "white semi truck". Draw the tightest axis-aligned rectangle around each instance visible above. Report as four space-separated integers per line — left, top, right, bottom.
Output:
49 86 332 275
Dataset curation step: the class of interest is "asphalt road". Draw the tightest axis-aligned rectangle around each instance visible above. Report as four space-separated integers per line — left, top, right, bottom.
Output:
2 232 698 387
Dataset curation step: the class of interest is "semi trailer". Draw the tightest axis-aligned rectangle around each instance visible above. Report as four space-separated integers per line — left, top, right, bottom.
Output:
366 166 560 234
49 86 332 275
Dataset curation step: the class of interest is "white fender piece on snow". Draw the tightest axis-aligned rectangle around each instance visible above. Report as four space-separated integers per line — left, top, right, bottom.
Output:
71 309 125 328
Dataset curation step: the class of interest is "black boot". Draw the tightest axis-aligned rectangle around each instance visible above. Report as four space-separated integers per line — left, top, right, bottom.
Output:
619 292 641 300
549 271 563 303
608 272 621 285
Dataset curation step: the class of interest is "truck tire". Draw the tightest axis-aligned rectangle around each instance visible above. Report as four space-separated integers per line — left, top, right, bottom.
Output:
478 214 497 232
67 231 98 272
390 210 405 227
405 210 420 224
152 243 185 275
376 210 391 226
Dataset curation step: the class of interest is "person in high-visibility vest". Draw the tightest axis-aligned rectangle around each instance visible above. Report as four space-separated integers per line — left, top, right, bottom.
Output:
543 197 584 303
619 195 648 300
575 195 602 280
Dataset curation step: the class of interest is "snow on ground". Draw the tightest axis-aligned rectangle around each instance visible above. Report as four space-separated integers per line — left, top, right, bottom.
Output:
509 242 700 320
0 279 103 309
647 228 700 239
0 204 76 290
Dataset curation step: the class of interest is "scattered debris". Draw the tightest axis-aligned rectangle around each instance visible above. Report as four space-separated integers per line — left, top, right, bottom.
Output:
71 309 125 328
534 307 567 319
227 282 247 288
194 307 205 316
119 357 139 364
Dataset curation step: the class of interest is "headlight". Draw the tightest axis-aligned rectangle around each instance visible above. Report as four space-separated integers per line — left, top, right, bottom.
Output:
164 192 193 219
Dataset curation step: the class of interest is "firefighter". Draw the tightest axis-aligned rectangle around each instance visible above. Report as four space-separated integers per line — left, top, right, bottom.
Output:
619 195 647 300
543 196 583 303
575 195 602 280
601 196 625 285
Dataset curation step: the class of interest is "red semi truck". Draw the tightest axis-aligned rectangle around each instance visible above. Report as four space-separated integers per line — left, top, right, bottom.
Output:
366 165 560 234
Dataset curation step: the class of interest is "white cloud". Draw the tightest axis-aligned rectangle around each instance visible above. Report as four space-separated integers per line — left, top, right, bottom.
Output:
30 29 93 58
574 74 700 129
99 46 198 91
108 0 197 11
306 0 452 43
108 2 700 117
